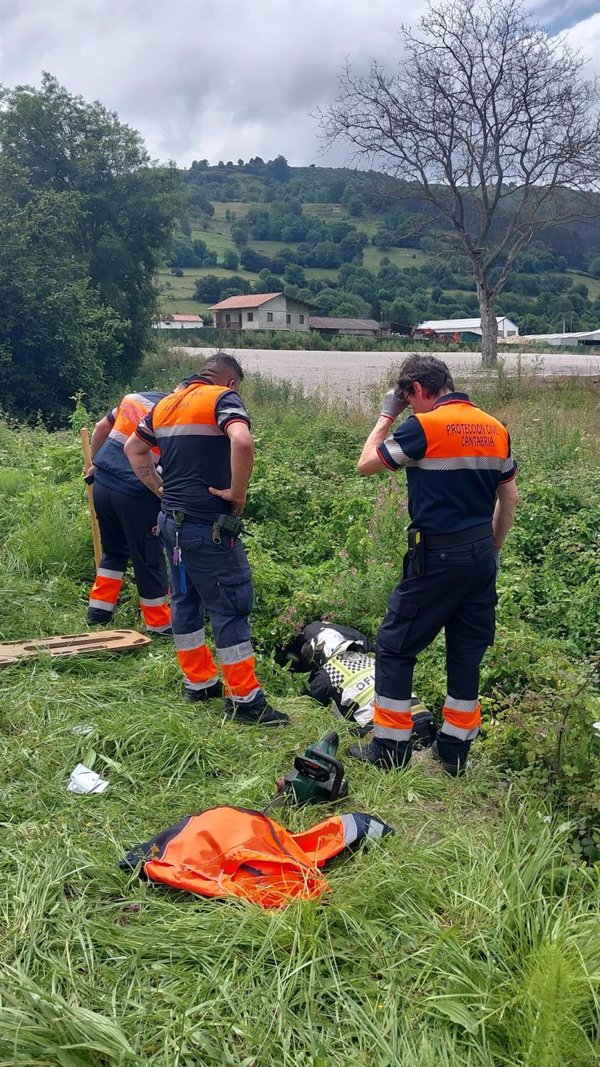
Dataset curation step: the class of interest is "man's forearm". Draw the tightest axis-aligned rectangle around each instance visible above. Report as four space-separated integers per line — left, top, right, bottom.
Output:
357 416 394 475
230 437 254 502
125 438 163 497
91 422 111 457
131 458 162 496
492 500 516 548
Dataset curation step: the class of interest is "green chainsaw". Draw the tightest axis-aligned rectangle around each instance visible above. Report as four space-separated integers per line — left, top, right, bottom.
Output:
266 731 349 810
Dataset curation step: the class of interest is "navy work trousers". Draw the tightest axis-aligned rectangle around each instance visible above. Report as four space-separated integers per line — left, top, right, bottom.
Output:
373 535 496 764
158 513 265 709
88 482 170 631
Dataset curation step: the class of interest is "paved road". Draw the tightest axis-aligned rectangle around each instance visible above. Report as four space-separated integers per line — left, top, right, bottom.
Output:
179 347 600 398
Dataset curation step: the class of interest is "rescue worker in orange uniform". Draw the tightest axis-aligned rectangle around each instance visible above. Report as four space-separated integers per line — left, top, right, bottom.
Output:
349 355 519 775
124 353 289 727
87 391 171 635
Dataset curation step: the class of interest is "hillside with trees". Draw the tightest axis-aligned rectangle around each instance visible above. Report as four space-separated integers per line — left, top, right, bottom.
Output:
161 157 600 337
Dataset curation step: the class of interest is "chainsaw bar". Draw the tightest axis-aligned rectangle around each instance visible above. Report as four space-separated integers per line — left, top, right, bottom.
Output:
0 629 151 667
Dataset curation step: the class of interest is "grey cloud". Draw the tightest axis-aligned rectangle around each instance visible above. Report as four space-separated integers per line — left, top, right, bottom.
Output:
532 0 600 33
0 0 597 167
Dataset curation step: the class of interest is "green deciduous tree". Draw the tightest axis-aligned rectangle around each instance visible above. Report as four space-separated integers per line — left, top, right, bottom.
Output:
0 74 181 392
323 0 600 363
0 185 123 424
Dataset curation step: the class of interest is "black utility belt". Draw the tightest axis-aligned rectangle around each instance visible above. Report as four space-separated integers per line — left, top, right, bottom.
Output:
163 509 243 543
407 523 492 577
424 524 492 549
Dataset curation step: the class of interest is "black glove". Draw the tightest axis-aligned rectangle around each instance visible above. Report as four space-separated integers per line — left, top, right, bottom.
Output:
411 710 436 749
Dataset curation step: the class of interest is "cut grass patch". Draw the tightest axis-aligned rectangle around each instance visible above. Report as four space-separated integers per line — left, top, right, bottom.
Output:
363 244 430 272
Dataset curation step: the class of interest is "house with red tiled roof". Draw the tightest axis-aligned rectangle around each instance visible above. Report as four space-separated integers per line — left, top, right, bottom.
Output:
210 292 312 332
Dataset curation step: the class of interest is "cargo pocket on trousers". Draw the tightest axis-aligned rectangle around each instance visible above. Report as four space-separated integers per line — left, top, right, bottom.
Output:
217 571 254 617
144 528 163 564
379 593 419 653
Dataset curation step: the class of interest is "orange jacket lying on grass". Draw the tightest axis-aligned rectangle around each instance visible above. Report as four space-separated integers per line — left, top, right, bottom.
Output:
121 805 394 908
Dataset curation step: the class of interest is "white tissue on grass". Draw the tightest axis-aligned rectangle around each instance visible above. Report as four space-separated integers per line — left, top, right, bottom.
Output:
68 763 109 794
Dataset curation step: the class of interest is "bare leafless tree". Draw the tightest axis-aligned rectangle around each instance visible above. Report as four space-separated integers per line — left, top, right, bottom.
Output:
322 0 600 363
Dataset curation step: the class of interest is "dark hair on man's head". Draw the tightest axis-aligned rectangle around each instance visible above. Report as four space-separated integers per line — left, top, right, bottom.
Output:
202 351 244 382
395 355 454 399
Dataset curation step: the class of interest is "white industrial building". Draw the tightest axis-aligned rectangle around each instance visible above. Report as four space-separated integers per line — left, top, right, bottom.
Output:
414 316 519 341
511 329 600 347
210 292 312 331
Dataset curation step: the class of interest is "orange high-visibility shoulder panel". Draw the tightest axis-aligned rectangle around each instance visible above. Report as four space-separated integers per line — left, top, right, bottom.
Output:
152 383 230 431
112 394 161 456
416 401 510 461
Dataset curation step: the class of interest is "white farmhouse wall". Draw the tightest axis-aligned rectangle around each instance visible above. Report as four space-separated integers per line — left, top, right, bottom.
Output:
154 319 203 330
215 296 311 331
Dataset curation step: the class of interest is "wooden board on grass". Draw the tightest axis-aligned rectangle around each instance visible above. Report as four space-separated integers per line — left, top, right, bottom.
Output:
0 630 151 667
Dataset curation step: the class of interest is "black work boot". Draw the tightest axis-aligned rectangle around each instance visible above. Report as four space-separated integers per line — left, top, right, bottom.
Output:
431 733 471 777
347 737 412 770
229 702 290 727
411 709 436 750
183 680 224 703
86 608 114 626
149 626 173 640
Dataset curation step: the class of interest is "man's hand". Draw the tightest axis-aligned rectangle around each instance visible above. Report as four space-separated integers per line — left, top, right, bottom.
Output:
380 389 407 422
208 485 246 515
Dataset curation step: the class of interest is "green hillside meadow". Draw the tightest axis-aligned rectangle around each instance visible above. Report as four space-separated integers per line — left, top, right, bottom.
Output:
158 161 600 336
1 361 599 1065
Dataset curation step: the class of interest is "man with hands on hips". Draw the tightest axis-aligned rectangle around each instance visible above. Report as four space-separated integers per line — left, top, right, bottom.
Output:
125 352 289 728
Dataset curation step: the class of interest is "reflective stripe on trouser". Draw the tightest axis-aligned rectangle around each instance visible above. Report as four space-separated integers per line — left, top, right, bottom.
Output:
139 596 171 633
159 514 265 709
91 482 168 626
375 539 496 750
174 628 219 690
441 695 481 740
217 641 261 705
89 567 124 613
372 694 413 743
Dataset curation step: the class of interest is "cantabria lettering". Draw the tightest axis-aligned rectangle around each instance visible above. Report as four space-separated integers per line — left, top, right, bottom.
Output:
447 422 498 448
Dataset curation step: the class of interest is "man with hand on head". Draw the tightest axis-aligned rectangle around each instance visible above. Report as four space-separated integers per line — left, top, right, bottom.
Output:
348 355 518 776
124 353 289 727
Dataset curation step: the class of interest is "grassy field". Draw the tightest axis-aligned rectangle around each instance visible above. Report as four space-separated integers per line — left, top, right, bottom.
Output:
568 270 600 301
158 201 435 317
1 371 599 1064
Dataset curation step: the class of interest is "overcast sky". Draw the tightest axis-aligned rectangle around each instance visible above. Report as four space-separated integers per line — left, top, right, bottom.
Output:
0 0 599 169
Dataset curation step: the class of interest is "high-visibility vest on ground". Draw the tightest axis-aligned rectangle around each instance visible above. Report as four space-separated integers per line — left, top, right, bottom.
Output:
121 806 393 908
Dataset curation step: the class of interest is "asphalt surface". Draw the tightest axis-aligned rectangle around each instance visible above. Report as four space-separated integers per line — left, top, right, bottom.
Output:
179 346 600 398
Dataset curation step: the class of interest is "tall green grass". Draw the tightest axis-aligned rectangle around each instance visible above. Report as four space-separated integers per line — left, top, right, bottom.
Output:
0 376 599 1064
